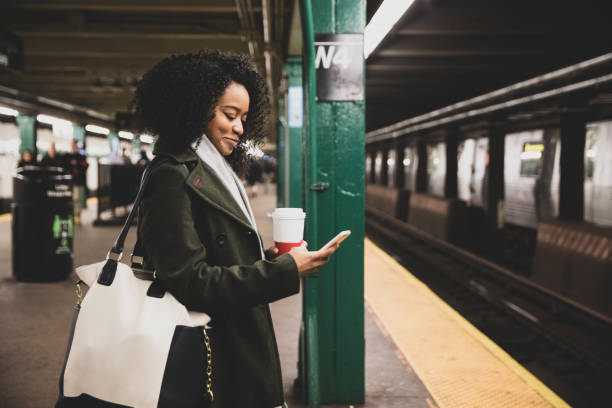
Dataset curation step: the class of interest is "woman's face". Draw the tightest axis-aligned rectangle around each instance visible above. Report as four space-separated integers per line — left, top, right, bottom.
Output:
206 81 250 156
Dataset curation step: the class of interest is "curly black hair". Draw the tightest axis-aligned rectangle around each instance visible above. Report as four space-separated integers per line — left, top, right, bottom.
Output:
131 50 270 175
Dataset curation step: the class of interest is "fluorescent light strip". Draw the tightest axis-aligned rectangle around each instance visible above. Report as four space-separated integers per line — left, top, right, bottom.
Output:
0 106 18 117
118 131 134 140
139 134 154 144
86 124 110 135
364 0 416 59
37 114 72 127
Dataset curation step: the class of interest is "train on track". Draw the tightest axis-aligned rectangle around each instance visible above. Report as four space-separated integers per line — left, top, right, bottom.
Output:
365 56 612 321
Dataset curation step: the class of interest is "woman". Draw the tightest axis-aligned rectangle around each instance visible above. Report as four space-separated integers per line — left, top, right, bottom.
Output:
133 50 337 407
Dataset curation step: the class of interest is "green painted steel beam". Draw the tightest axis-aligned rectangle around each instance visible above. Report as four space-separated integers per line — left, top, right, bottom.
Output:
16 114 36 155
286 57 303 209
108 131 119 155
277 94 287 207
299 0 321 407
300 0 365 405
73 124 85 143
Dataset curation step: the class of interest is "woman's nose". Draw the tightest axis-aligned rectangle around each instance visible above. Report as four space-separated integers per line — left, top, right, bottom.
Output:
232 121 243 136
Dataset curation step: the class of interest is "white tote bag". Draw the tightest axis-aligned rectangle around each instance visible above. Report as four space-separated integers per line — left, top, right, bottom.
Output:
56 158 213 408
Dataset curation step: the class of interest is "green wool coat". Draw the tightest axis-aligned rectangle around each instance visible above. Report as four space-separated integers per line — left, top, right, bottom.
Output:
138 147 300 407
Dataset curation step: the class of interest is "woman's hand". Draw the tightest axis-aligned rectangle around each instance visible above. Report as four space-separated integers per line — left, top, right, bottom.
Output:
265 245 280 259
288 241 339 278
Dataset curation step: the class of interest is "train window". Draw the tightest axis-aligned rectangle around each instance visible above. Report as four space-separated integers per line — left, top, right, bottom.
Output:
505 129 560 229
387 149 396 187
584 121 612 227
427 142 446 197
519 142 544 177
374 151 383 184
584 130 597 180
403 146 417 191
365 154 372 183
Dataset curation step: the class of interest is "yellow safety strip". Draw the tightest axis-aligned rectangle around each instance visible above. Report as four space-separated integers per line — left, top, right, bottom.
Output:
365 238 570 408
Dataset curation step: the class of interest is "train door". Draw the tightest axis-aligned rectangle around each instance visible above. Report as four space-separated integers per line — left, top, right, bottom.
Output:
504 129 560 271
457 138 475 203
387 149 397 187
426 141 446 196
374 150 383 184
504 129 560 229
403 145 418 191
585 120 612 226
457 136 489 252
457 137 489 207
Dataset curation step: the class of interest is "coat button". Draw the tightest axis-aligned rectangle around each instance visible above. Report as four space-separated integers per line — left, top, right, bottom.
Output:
216 234 226 246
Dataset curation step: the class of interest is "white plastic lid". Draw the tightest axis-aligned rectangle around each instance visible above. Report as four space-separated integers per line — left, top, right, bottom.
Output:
271 208 306 219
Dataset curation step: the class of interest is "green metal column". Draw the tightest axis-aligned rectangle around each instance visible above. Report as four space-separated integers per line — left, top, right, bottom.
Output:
72 124 88 206
108 131 119 155
73 124 85 146
16 114 36 155
299 2 321 406
300 0 365 405
132 138 142 155
286 57 304 208
277 93 287 207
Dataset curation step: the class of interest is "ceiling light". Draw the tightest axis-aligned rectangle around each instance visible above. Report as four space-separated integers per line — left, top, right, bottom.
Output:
86 124 110 135
139 134 154 144
37 114 72 127
0 106 18 117
118 131 134 140
364 0 416 59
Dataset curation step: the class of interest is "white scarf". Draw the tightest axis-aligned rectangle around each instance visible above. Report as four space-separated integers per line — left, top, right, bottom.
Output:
193 136 264 259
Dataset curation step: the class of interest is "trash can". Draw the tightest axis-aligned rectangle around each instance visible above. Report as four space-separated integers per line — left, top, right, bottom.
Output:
12 165 73 281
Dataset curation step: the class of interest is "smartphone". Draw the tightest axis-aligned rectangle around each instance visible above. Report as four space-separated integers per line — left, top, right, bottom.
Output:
320 230 351 251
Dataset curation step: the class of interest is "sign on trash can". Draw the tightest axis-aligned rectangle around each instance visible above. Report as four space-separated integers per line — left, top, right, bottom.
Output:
12 166 74 281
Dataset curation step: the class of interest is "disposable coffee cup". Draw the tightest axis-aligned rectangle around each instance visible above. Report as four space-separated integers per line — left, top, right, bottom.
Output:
271 208 306 255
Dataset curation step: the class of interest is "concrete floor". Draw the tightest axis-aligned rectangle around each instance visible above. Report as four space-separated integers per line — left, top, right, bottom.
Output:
0 186 432 407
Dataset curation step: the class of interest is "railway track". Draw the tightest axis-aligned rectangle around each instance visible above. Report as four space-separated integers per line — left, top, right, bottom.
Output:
366 209 612 407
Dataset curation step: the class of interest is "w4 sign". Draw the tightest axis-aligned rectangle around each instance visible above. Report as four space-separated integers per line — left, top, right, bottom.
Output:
314 34 363 101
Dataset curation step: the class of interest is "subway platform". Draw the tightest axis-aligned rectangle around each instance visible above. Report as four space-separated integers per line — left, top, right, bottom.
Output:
0 187 563 407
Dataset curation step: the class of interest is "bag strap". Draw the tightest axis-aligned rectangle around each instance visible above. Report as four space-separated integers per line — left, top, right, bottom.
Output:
130 162 194 276
97 156 169 286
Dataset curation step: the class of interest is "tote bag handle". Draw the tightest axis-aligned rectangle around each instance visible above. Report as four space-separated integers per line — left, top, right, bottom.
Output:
98 156 169 286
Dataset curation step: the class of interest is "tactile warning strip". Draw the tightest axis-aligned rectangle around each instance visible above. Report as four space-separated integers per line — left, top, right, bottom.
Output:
364 239 570 408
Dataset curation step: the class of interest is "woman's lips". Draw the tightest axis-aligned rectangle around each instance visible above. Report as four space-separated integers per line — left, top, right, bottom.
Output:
224 137 239 147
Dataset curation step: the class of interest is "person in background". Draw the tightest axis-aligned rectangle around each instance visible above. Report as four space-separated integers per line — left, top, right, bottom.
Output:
40 142 62 168
119 147 132 165
17 149 35 168
246 158 263 197
136 150 150 166
62 140 89 224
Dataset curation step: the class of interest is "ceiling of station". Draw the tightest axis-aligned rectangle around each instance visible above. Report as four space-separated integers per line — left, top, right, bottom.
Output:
0 0 294 125
2 0 611 134
365 0 612 131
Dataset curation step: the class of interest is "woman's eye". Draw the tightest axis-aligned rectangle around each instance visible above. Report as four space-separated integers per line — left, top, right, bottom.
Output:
224 113 236 120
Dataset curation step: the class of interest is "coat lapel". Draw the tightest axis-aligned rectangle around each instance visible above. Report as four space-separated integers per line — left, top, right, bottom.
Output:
185 159 255 231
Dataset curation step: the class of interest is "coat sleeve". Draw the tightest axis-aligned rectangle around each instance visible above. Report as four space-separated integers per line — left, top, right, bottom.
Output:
139 162 300 312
